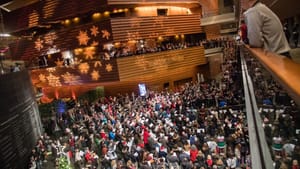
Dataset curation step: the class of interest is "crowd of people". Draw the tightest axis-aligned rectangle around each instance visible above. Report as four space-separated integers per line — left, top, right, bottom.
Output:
105 37 234 58
244 48 300 169
26 38 300 169
28 43 254 169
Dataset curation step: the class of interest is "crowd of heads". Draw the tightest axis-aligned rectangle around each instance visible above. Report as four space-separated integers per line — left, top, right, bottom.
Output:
26 42 257 169
28 40 300 169
104 37 235 58
244 49 300 169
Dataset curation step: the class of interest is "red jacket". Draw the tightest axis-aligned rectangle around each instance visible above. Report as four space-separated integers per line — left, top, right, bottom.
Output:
190 149 198 162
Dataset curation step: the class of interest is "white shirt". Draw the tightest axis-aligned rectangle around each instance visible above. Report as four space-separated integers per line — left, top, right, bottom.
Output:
244 2 290 54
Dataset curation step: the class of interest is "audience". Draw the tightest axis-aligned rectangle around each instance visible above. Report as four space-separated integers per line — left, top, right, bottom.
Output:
105 37 234 58
244 48 300 168
27 40 300 169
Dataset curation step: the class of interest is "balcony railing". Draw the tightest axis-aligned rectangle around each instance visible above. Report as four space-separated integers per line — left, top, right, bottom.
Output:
241 45 300 168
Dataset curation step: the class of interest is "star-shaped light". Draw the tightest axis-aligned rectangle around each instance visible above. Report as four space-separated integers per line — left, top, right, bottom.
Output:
127 32 140 41
104 52 110 60
78 62 90 74
94 61 102 68
83 47 95 60
39 74 47 82
46 67 56 73
77 30 90 46
91 41 99 47
91 70 100 81
135 55 149 70
46 73 61 87
101 30 111 40
35 38 44 51
105 64 113 72
61 72 80 85
73 57 82 65
90 25 99 37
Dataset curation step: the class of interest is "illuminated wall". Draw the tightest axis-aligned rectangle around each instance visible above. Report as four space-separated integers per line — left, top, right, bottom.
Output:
30 58 119 88
134 6 192 16
10 20 112 61
3 0 107 32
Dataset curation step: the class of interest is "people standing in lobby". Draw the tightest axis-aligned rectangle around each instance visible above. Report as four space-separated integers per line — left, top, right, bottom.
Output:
243 0 291 58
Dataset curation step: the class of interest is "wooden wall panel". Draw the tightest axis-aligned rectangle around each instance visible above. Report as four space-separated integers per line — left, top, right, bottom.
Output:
111 15 202 42
103 66 199 96
4 0 107 32
9 20 112 62
39 47 206 98
203 24 221 39
117 46 207 81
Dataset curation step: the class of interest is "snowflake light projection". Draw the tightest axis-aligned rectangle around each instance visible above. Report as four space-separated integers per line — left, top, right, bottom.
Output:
90 26 99 37
44 32 57 45
46 67 56 73
127 31 140 41
94 61 102 68
78 62 90 74
83 47 95 60
135 55 149 70
46 73 62 87
104 52 111 60
153 56 168 71
91 41 99 47
105 64 113 72
77 30 90 46
35 38 44 51
61 72 81 85
38 74 47 82
101 30 111 40
73 57 82 65
91 70 100 81
170 52 184 62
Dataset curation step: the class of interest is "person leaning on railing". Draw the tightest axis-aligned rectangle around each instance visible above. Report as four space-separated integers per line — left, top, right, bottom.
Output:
243 0 291 58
